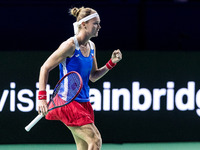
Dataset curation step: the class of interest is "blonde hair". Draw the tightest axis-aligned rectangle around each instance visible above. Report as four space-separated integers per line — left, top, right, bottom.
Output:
69 6 97 22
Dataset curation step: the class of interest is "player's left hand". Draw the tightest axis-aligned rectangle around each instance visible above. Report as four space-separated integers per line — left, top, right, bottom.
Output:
111 49 122 63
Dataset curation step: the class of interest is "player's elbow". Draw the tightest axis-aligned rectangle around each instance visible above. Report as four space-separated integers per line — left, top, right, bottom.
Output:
90 77 98 83
40 64 51 75
89 73 99 83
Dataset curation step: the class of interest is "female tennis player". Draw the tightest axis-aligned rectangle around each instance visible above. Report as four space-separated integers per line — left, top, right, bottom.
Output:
37 6 122 150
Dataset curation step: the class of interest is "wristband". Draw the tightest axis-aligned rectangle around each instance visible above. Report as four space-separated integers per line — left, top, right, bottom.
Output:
38 91 47 100
106 59 116 70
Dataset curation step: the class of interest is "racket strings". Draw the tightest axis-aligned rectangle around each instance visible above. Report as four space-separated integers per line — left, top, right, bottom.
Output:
48 72 81 110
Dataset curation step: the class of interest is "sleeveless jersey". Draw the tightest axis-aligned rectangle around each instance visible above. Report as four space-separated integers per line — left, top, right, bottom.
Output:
59 36 94 102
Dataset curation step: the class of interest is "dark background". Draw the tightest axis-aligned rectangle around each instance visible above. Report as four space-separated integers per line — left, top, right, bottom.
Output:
1 0 200 144
1 0 200 52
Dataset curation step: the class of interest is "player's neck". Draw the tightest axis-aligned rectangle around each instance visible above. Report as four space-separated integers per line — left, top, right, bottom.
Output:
76 32 91 46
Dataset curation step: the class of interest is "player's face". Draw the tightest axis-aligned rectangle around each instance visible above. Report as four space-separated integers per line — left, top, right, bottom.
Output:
86 16 101 37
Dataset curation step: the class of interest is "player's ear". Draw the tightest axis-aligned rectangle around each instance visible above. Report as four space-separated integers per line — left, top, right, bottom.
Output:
81 22 87 29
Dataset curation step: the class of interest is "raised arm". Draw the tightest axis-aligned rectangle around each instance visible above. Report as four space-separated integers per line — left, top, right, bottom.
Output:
89 42 122 82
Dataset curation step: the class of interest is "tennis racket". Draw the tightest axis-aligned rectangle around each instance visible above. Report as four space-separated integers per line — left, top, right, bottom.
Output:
25 71 83 132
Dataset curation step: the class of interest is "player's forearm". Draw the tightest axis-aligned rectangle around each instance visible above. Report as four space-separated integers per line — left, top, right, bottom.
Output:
89 65 109 82
39 65 49 91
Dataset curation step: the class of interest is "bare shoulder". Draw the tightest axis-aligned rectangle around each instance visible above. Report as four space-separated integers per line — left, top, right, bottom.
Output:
60 37 75 50
58 37 75 57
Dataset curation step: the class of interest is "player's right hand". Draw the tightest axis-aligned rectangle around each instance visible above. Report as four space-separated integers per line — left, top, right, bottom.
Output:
38 100 48 116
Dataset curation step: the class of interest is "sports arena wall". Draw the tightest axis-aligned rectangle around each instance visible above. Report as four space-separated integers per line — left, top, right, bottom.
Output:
1 51 200 144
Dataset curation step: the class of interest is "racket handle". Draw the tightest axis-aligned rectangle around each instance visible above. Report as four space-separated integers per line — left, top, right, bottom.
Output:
25 114 44 132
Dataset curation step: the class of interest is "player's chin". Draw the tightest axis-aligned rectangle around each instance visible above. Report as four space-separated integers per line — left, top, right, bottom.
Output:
94 32 99 37
94 31 99 37
90 31 99 38
92 34 98 38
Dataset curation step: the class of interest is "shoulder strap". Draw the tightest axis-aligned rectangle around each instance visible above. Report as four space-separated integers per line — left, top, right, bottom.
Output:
73 36 80 50
88 40 94 50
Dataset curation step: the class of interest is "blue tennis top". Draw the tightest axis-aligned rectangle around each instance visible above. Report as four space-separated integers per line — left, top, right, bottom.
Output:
59 36 94 102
